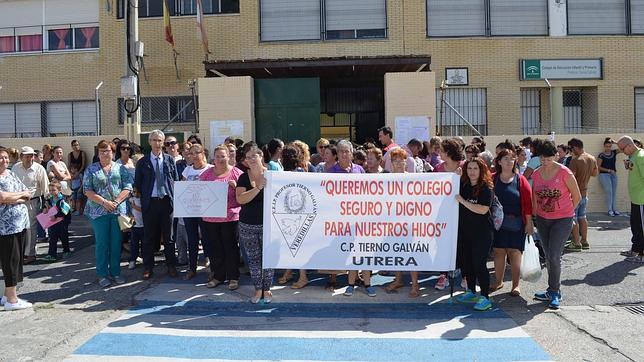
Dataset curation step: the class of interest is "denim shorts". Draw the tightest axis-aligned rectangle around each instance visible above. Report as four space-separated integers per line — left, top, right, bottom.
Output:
575 196 588 219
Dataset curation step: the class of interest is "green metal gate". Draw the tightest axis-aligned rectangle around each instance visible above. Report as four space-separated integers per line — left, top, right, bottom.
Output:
254 78 320 146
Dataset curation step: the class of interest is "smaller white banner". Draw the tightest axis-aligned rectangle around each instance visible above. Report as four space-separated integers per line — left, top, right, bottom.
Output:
173 181 228 218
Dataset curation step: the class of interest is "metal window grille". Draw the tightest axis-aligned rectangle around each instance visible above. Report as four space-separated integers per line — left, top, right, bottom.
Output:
635 88 644 131
563 89 583 133
118 96 196 124
436 88 487 136
521 88 542 134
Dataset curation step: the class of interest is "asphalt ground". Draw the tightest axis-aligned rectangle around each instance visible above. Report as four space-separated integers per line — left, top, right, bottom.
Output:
0 213 642 361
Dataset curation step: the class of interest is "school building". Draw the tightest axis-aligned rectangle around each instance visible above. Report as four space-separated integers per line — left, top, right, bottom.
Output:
1 0 644 144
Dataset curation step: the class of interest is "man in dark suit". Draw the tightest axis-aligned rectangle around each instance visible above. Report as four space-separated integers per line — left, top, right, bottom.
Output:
134 129 179 280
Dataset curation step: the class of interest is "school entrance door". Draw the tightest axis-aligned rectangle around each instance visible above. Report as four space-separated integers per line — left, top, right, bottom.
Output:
254 78 321 146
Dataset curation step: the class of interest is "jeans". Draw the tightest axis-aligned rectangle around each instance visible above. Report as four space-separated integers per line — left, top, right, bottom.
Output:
598 173 618 213
184 217 202 272
90 214 122 278
129 227 144 261
175 221 188 264
535 216 573 293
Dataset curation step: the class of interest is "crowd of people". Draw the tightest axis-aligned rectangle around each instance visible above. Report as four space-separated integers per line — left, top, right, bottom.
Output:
1 128 643 311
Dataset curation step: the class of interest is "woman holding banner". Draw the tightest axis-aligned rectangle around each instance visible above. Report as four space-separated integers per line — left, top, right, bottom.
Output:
200 145 243 290
383 148 420 298
490 148 534 297
181 144 213 280
236 145 273 303
434 138 466 290
326 140 364 291
454 157 494 311
277 144 311 289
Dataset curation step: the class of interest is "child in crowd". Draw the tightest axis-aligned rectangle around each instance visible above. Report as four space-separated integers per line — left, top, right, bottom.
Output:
70 165 83 215
128 187 144 269
43 180 72 262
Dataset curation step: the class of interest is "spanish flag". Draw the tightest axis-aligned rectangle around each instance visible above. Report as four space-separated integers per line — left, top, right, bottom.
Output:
163 0 175 48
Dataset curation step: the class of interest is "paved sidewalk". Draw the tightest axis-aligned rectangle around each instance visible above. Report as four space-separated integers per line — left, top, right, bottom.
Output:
69 271 549 361
0 213 641 361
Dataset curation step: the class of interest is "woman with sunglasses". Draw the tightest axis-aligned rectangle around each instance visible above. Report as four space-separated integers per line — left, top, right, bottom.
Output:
115 140 136 181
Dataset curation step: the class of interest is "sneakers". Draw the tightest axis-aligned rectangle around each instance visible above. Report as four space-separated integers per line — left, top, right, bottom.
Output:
128 261 136 270
435 274 449 290
473 296 492 311
112 276 126 285
365 286 377 297
344 285 355 296
534 290 563 309
625 254 644 263
608 211 615 217
62 250 73 258
621 250 637 257
564 243 582 252
41 255 57 262
614 211 621 216
580 241 590 250
4 298 33 311
98 277 112 288
456 290 479 303
549 293 561 309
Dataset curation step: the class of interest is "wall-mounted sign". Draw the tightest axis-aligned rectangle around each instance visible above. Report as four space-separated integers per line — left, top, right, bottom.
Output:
445 67 468 85
521 59 602 80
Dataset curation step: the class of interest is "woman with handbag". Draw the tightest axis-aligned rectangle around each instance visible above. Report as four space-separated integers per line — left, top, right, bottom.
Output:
454 157 494 311
490 148 534 297
83 140 133 288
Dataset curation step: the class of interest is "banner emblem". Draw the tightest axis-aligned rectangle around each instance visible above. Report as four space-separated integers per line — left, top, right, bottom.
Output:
272 184 318 257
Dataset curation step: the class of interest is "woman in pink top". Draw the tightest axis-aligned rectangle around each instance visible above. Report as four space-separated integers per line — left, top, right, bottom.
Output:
199 145 243 290
531 141 581 310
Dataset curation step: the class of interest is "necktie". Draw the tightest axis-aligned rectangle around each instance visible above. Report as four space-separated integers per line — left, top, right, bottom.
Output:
156 156 166 197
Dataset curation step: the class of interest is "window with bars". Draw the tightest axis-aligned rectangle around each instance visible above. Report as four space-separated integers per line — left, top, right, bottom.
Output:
436 88 487 136
563 89 583 132
118 96 196 124
521 88 542 135
635 88 644 131
0 101 97 138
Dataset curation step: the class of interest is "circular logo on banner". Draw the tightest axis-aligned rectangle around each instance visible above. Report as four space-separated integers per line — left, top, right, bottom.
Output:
271 183 318 258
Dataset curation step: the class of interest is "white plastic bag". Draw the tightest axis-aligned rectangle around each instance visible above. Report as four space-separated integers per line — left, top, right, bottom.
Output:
521 235 542 282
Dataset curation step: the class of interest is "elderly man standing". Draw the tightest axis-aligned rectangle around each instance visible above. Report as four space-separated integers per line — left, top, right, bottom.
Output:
617 136 644 263
12 146 48 264
134 130 179 279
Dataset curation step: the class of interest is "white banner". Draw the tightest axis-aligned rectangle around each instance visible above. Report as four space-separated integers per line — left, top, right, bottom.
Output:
173 181 228 218
262 172 460 271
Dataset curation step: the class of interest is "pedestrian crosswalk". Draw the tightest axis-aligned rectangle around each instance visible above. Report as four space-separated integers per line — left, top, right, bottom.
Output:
69 284 550 362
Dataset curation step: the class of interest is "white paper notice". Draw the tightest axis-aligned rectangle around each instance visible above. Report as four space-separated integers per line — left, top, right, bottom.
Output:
209 120 244 151
395 116 430 144
173 181 228 218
